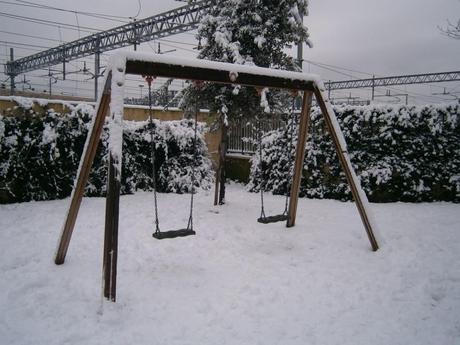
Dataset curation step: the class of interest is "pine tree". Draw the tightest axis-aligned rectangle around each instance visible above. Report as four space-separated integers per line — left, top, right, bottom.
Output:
190 0 312 204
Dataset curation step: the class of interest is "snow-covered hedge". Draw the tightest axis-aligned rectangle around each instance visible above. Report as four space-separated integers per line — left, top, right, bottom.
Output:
248 103 460 202
0 102 213 204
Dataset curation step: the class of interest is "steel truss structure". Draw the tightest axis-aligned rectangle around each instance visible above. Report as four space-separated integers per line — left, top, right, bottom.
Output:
4 0 213 97
5 0 212 76
326 71 460 91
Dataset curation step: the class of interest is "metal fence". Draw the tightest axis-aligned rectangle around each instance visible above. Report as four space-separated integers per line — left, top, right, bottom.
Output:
227 118 285 155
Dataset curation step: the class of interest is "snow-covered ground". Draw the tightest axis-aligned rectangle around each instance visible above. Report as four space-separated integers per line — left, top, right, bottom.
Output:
1 183 459 345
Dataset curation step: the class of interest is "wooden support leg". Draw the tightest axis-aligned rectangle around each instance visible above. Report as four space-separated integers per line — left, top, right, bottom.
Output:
218 123 227 205
313 85 379 251
101 64 125 301
54 72 112 265
287 91 313 227
214 122 226 206
214 167 220 206
213 134 221 206
103 154 120 301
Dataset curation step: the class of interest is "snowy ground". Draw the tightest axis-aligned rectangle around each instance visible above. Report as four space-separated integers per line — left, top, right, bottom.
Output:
1 183 459 345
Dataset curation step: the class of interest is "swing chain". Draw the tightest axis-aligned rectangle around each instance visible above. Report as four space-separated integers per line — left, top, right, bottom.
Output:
283 93 298 215
258 118 267 219
144 75 160 234
186 81 202 231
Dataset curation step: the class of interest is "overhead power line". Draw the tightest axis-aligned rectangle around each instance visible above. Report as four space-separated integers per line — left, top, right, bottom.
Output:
0 30 64 43
0 11 99 33
0 0 133 22
0 40 53 50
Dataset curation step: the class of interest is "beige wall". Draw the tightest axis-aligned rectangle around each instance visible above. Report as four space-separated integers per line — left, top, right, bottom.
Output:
0 98 73 116
0 89 93 103
0 98 222 167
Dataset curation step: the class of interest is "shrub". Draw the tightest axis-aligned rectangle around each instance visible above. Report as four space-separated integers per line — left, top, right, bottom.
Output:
0 100 213 204
248 103 460 202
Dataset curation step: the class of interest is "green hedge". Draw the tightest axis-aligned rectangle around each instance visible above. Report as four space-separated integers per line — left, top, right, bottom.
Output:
248 103 460 202
0 102 213 204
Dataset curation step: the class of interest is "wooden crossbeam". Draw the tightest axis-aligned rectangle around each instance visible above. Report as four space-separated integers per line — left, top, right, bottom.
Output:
125 60 316 91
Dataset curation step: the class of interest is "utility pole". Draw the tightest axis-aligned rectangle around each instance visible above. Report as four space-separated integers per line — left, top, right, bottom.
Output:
371 75 375 101
432 87 460 103
157 42 175 55
374 90 408 105
133 19 138 51
94 51 100 101
297 42 303 70
139 84 144 98
94 37 101 101
62 47 67 80
9 48 15 95
49 68 52 99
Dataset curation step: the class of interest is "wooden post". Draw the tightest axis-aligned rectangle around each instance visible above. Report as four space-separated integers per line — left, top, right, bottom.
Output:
313 85 379 251
103 154 120 301
286 91 313 227
213 130 222 206
101 65 125 301
54 72 112 265
214 164 220 206
218 123 228 205
214 120 226 206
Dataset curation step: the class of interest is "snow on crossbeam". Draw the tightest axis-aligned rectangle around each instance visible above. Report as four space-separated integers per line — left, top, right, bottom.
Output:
118 51 321 90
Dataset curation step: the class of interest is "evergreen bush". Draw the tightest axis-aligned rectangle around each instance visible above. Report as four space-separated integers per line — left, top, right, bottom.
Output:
248 103 460 202
0 101 213 204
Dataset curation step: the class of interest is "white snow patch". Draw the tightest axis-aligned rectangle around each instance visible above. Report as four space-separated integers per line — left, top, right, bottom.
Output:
41 123 57 146
254 35 266 49
259 88 270 113
108 55 127 181
1 184 460 345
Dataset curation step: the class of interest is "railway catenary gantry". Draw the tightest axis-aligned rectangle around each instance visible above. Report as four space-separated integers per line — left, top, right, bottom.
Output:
4 0 214 98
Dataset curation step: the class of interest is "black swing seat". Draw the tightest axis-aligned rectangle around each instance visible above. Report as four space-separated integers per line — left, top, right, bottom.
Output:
152 228 196 240
257 214 288 224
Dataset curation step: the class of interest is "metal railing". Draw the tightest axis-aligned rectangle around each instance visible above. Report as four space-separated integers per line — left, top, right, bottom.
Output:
227 118 284 155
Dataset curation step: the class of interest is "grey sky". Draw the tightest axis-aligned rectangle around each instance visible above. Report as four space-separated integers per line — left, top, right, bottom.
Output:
306 0 460 74
1 0 459 103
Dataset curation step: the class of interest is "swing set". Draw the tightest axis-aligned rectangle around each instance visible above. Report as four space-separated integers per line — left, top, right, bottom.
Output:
54 52 380 302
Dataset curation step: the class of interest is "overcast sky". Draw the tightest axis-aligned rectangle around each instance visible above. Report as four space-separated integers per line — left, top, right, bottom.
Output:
1 0 459 103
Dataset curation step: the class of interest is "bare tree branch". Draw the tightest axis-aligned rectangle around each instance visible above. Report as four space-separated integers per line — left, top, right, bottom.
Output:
439 19 460 39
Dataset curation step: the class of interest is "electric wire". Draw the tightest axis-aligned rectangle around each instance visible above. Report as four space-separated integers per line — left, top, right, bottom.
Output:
0 0 134 22
0 11 99 33
0 30 63 43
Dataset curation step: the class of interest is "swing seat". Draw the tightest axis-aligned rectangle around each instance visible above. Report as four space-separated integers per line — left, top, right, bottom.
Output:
152 229 196 240
257 214 288 224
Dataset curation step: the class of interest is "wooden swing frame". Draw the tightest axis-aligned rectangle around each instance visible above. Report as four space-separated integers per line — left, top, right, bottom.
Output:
54 52 379 302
